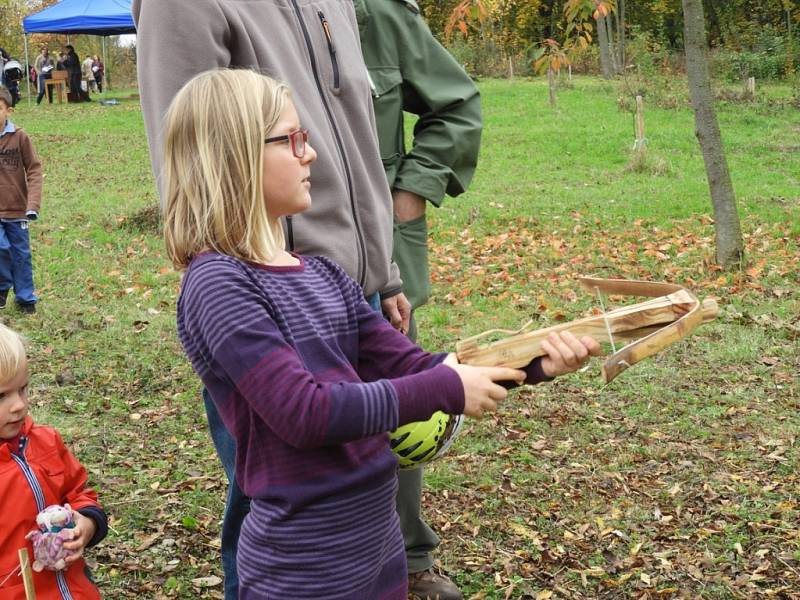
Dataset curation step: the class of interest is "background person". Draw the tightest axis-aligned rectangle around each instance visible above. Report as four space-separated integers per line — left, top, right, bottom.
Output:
1 60 23 108
92 56 104 93
34 47 54 105
0 86 41 313
0 50 22 107
62 45 84 103
0 48 8 88
359 0 482 596
82 55 97 93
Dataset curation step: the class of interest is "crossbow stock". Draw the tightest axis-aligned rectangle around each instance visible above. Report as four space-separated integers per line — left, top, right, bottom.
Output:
455 277 718 383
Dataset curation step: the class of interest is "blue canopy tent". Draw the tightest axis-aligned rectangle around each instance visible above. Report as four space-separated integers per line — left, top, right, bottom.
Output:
23 0 134 36
21 0 135 102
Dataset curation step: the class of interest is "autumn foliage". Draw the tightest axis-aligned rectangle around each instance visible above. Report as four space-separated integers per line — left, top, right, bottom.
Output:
422 0 798 78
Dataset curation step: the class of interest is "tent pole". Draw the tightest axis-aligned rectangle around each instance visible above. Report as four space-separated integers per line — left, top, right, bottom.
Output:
23 34 31 105
102 37 108 91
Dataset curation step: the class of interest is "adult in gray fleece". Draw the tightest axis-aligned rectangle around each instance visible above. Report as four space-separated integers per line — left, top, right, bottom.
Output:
133 0 407 309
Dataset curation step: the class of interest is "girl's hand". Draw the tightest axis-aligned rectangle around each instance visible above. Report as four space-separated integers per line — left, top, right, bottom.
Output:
62 511 97 565
444 353 525 418
539 331 602 378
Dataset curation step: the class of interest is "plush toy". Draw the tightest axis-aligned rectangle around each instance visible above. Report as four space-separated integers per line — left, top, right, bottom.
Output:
26 504 76 572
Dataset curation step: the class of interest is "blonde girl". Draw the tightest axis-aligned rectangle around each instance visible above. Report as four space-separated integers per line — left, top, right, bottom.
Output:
163 69 598 599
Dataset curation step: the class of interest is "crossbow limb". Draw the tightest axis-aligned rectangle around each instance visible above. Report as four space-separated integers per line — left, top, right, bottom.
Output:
455 277 718 383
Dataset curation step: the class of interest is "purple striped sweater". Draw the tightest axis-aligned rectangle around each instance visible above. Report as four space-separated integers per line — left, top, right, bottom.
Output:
176 252 465 599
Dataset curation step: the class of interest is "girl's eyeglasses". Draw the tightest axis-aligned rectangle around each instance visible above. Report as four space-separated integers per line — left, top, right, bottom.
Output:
265 128 309 159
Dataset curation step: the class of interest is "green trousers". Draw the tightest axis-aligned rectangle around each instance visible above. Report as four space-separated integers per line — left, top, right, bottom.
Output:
393 214 438 573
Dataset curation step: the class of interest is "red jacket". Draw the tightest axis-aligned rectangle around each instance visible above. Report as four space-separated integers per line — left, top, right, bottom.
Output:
0 417 103 600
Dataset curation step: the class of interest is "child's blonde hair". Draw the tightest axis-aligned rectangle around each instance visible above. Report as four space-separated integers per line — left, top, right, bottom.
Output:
163 69 290 269
0 324 27 385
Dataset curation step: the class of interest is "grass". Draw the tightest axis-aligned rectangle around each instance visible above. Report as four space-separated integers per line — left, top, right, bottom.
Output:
5 76 799 599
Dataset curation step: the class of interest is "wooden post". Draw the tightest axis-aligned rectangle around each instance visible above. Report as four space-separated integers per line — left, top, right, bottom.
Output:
18 549 36 600
633 95 646 152
548 67 557 107
568 64 572 81
745 76 756 100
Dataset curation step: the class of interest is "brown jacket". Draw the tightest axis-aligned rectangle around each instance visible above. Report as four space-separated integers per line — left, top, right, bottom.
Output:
0 123 42 218
133 0 401 297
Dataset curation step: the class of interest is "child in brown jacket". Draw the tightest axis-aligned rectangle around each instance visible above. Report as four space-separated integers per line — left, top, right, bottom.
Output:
0 86 41 314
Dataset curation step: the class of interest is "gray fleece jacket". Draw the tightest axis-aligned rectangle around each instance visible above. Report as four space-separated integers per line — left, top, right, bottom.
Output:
132 0 400 297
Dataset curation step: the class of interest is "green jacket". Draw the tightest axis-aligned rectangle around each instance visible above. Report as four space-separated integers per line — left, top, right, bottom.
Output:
356 0 483 206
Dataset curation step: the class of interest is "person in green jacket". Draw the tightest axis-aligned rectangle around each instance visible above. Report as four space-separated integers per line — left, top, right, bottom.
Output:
358 1 482 597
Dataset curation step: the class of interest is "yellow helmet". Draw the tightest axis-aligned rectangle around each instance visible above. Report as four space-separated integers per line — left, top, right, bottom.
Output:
389 411 464 469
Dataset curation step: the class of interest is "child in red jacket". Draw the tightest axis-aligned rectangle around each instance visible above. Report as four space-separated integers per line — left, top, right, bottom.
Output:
0 324 107 599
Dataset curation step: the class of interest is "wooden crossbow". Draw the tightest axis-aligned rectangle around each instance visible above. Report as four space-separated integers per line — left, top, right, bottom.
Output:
455 277 719 383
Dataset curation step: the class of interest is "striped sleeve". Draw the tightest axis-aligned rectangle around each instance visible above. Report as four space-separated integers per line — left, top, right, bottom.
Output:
315 257 466 421
178 258 402 448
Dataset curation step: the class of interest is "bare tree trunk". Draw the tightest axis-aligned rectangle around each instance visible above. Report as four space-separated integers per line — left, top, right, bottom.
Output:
787 4 795 75
682 0 744 269
617 0 626 71
605 16 620 74
597 15 614 79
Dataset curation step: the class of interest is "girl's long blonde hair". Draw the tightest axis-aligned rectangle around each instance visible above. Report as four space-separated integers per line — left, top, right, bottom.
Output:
163 69 290 269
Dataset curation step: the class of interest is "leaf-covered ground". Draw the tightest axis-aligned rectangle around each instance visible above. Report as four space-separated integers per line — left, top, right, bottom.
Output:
420 215 799 599
3 77 798 599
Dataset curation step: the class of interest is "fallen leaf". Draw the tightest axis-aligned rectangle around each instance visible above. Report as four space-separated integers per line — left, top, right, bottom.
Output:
192 576 222 588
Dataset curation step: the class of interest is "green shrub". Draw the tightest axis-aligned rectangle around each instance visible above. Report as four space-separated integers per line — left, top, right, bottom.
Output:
446 37 534 79
567 43 600 75
712 49 786 82
623 28 671 78
710 27 790 82
446 38 506 78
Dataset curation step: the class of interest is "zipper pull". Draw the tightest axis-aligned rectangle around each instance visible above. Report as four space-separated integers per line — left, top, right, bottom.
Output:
317 11 340 91
366 70 378 98
17 435 28 458
318 12 336 54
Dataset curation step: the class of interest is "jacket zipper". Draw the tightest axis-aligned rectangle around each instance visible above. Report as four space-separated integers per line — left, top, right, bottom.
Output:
317 11 340 91
289 0 367 286
12 437 75 600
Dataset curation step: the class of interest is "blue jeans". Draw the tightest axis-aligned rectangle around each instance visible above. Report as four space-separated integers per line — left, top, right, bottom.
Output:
0 220 37 305
205 293 380 600
37 74 52 104
203 390 248 600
